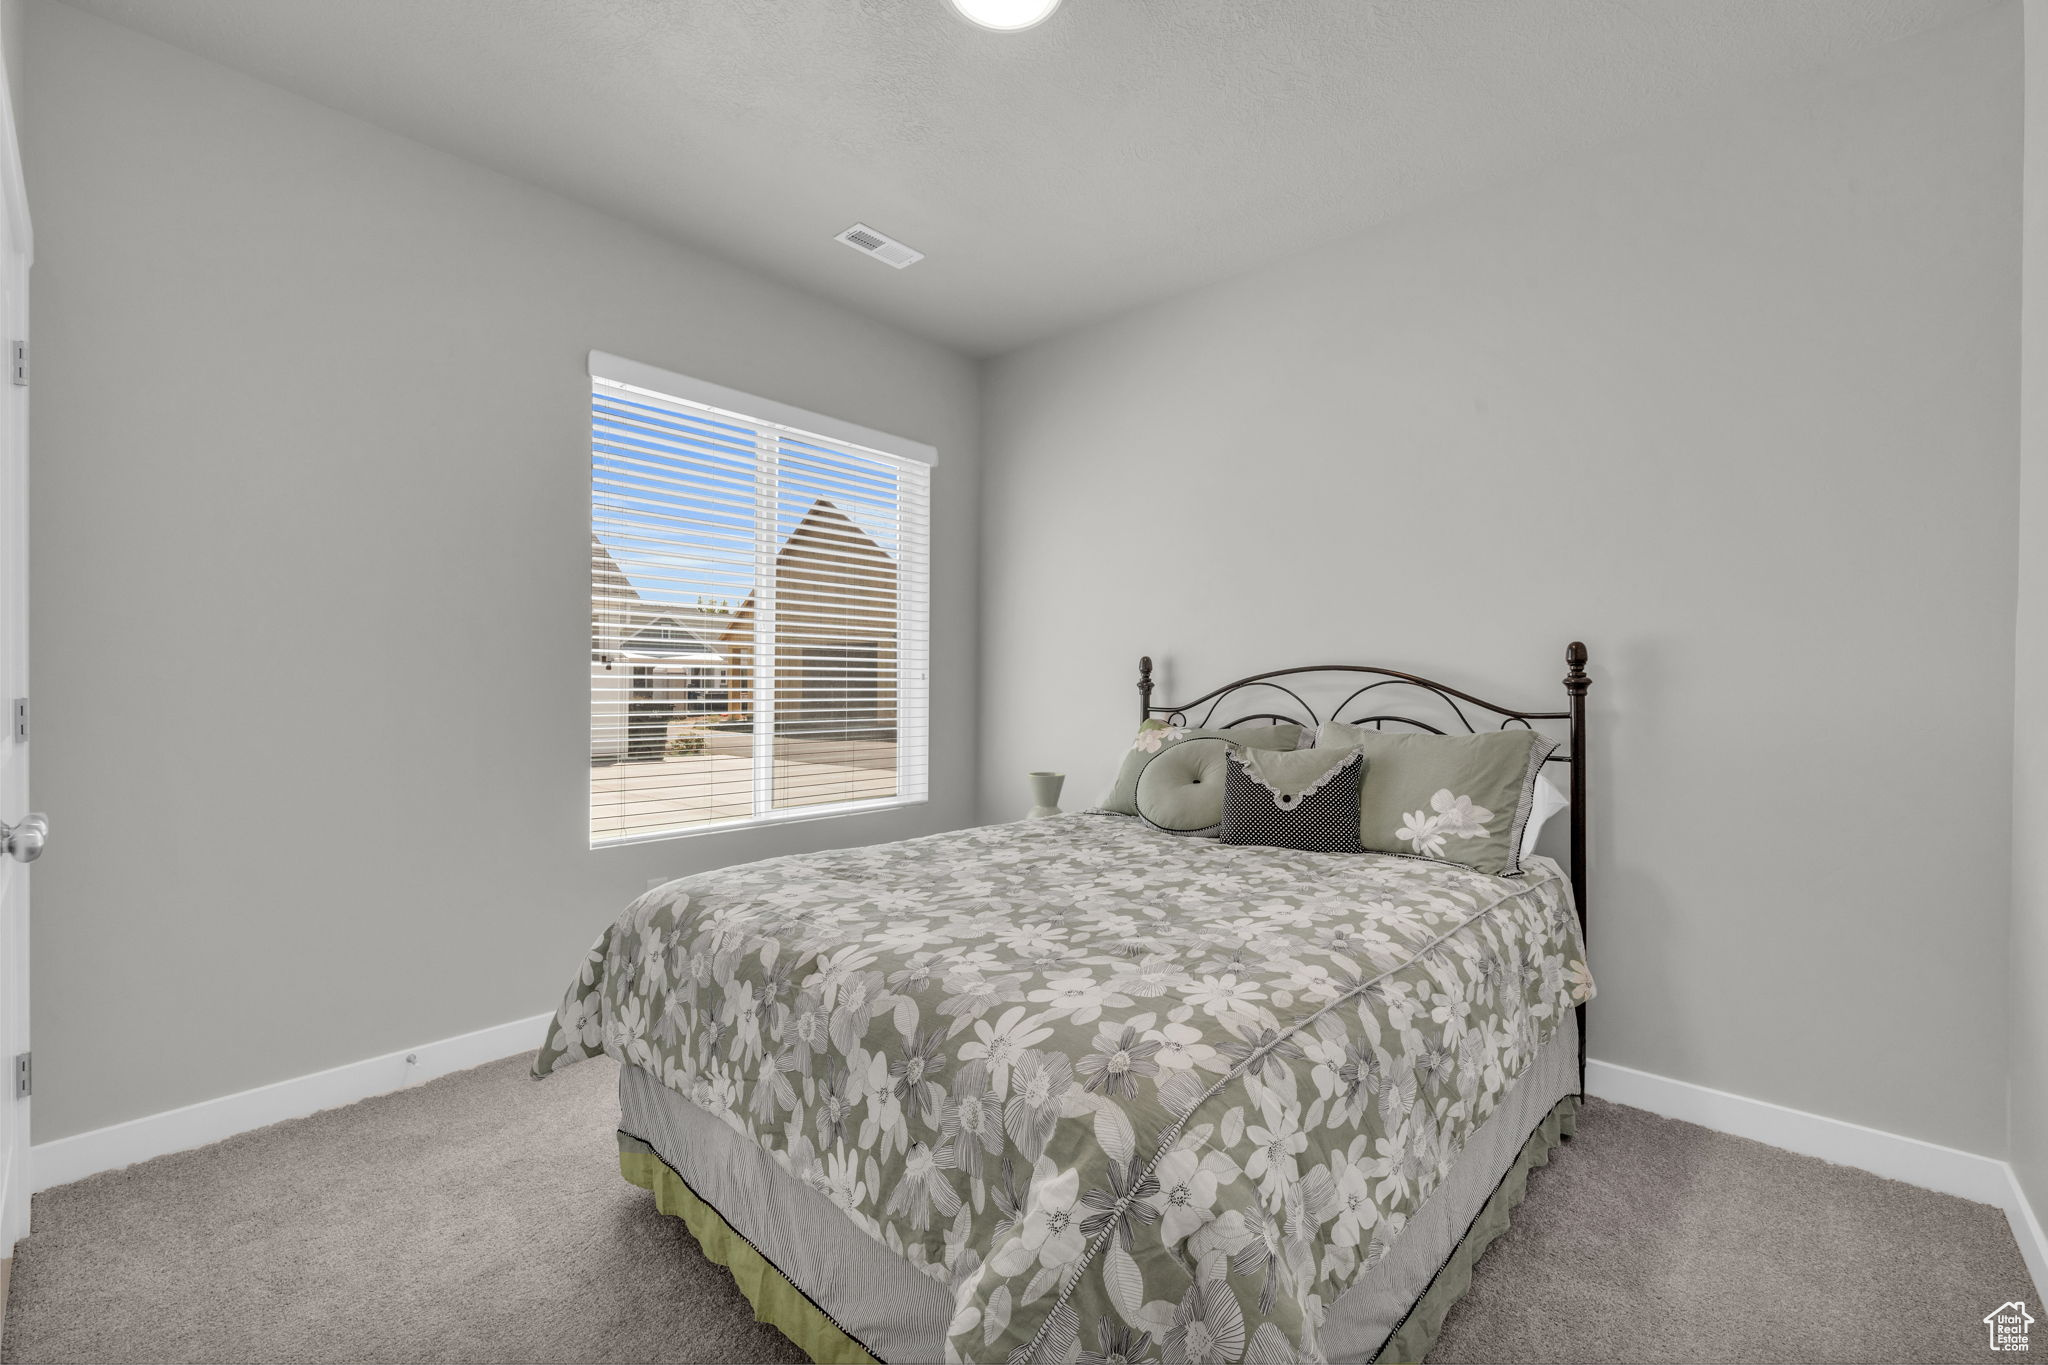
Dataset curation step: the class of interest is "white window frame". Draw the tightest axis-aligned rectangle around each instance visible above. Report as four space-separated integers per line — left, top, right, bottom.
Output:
589 350 933 847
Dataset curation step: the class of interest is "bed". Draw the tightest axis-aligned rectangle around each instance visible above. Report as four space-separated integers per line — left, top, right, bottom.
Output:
536 645 1595 1364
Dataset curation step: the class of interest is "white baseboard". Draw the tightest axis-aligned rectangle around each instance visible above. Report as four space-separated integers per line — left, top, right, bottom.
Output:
1586 1059 2046 1297
30 1012 554 1193
1585 1060 2010 1202
2006 1163 2048 1309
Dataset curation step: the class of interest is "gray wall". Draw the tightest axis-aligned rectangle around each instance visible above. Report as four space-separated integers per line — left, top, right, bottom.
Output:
2013 0 2048 1226
981 9 2021 1156
22 0 980 1142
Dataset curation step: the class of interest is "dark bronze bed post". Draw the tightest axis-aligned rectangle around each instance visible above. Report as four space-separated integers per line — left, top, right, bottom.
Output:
1564 641 1590 1095
1138 656 1154 724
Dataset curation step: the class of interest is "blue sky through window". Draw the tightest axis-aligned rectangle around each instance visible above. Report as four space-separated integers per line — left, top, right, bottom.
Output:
593 388 904 611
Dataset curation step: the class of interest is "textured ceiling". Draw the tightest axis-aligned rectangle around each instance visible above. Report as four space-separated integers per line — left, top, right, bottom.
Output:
62 0 2000 355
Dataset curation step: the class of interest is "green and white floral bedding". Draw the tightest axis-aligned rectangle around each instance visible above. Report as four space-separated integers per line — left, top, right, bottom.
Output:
536 814 1592 1365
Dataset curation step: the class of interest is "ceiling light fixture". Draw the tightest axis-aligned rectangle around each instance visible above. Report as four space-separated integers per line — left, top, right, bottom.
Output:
948 0 1061 32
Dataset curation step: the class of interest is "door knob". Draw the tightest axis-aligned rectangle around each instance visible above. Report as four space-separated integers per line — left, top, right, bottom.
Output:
2 814 45 863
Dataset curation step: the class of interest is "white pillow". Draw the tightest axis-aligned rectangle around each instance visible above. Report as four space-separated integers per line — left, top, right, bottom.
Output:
1519 772 1569 861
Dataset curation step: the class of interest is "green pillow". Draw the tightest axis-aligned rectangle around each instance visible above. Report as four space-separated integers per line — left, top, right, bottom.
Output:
1319 723 1556 875
1134 736 1232 835
1099 719 1303 816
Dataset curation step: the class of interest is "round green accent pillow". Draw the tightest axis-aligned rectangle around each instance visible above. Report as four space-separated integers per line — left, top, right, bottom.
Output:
1134 736 1231 835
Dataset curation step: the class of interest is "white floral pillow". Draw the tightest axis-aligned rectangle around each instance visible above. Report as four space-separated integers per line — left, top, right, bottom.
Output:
1317 722 1556 875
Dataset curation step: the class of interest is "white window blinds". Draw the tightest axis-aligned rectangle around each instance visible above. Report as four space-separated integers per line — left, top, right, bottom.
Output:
589 353 931 846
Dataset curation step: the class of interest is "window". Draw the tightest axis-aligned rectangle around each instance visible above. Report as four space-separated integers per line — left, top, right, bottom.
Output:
588 351 931 845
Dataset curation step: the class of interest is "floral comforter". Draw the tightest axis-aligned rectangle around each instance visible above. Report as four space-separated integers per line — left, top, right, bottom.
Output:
536 815 1592 1365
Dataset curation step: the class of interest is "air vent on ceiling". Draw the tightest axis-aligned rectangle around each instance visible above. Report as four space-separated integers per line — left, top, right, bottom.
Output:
836 223 924 269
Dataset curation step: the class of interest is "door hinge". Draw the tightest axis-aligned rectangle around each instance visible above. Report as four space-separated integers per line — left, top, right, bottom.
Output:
10 340 24 387
13 1052 28 1099
12 696 25 743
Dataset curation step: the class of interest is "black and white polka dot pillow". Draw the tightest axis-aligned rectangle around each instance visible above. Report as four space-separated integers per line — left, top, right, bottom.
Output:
1221 747 1366 853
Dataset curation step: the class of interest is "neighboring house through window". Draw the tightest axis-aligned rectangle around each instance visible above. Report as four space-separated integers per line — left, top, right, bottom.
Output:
589 351 932 845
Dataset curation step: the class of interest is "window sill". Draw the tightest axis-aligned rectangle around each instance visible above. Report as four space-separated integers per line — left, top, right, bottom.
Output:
589 795 929 850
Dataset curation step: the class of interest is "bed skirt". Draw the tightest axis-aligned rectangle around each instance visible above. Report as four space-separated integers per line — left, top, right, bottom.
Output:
619 1135 881 1365
1370 1093 1577 1363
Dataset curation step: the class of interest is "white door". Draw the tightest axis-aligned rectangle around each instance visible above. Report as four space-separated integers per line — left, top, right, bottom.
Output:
0 40 34 1254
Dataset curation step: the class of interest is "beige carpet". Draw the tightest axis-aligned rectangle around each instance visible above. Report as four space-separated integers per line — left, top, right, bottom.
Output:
2 1054 2035 1364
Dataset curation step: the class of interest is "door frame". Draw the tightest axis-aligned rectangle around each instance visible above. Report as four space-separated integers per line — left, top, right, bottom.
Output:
0 24 34 1255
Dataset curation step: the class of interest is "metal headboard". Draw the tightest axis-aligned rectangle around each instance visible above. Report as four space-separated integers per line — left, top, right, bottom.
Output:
1136 642 1591 1088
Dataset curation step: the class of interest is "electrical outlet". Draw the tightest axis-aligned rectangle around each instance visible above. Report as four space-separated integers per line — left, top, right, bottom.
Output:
13 1051 29 1099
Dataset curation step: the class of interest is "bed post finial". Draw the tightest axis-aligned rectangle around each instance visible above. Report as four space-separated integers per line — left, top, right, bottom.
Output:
1564 641 1589 694
1138 656 1154 723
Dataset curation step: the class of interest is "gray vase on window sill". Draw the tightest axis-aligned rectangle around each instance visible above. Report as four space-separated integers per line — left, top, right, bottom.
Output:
1027 771 1064 819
